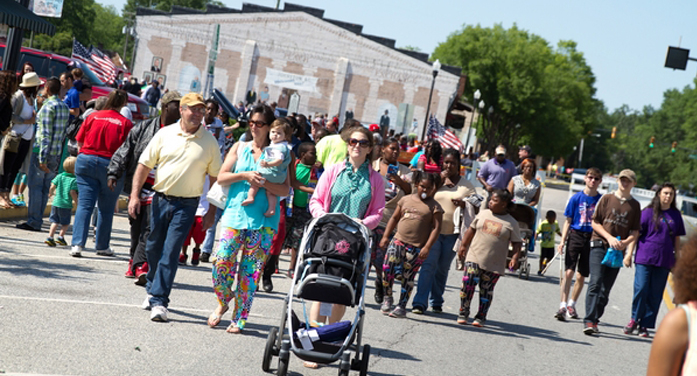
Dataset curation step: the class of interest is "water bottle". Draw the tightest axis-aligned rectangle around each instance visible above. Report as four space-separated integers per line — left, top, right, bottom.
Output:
286 191 293 218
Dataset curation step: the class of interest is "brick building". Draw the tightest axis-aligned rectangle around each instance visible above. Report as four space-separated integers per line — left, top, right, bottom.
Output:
133 2 462 136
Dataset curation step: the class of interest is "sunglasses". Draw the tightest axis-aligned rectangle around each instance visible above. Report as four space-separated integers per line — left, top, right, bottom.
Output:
249 120 268 127
348 138 370 148
587 176 602 181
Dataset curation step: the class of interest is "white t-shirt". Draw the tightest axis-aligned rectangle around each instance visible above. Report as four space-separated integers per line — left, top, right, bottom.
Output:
120 106 133 121
12 92 35 140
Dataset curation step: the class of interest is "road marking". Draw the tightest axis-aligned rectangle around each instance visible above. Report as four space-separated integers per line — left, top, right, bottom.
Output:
0 249 126 264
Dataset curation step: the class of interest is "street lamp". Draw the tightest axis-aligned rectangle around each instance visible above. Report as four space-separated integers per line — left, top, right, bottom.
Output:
421 59 442 141
463 89 481 153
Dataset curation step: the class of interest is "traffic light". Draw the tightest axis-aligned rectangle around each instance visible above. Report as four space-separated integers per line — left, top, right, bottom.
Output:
649 136 655 148
611 127 617 139
672 141 678 153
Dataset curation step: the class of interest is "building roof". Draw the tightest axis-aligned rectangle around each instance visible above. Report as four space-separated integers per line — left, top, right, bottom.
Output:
135 2 461 76
0 0 56 36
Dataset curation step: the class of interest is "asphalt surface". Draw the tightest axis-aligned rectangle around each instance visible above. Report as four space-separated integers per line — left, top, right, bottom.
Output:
0 186 660 375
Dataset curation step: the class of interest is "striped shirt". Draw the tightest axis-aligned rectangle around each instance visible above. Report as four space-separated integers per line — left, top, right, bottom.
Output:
35 95 70 164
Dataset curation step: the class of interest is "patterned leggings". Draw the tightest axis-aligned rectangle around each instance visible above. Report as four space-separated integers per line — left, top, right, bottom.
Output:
382 239 423 308
460 262 501 320
212 227 275 330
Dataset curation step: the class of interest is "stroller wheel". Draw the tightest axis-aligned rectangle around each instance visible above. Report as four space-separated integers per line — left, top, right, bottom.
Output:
262 327 278 372
359 345 371 376
277 355 289 376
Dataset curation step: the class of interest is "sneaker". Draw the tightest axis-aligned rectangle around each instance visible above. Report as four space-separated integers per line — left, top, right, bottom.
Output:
638 327 649 338
472 317 486 327
537 271 543 276
374 280 384 304
411 306 424 315
593 324 600 334
389 306 407 318
456 315 469 325
141 295 153 310
623 319 638 335
554 307 567 321
583 322 597 335
432 306 443 314
191 249 201 266
262 278 273 293
96 247 114 257
70 245 83 257
18 194 26 206
45 237 56 247
200 252 211 263
55 237 68 246
567 306 579 319
125 260 135 278
150 305 169 322
178 253 187 265
134 263 149 286
380 297 394 315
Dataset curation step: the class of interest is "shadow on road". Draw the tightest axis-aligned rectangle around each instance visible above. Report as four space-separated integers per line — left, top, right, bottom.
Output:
0 250 96 280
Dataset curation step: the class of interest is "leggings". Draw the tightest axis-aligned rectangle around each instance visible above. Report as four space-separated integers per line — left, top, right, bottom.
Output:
212 227 275 330
460 262 501 320
382 239 423 308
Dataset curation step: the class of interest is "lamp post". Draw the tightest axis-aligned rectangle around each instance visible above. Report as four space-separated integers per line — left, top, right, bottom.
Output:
464 89 481 153
420 59 442 142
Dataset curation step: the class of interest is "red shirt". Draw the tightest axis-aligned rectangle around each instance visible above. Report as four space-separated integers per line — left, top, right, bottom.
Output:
76 110 133 158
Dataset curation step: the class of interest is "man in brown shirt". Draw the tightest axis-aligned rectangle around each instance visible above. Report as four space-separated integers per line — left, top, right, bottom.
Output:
583 169 641 335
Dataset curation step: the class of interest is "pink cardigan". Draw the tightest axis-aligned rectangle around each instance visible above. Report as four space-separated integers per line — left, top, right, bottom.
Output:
309 161 385 230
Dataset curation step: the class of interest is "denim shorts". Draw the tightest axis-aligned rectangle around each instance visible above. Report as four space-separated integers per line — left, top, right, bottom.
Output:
49 206 72 226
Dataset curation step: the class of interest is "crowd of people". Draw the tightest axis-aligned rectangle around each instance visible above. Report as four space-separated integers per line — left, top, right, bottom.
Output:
1 67 696 374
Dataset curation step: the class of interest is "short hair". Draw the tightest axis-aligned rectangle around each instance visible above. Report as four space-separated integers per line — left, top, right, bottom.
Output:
63 156 77 174
521 158 537 172
94 96 108 111
546 210 556 218
298 142 315 156
45 78 61 96
205 98 218 108
81 79 92 91
314 128 329 141
103 90 128 111
60 71 73 81
270 118 292 142
586 167 602 177
442 148 461 169
491 188 515 213
71 68 84 80
382 137 399 148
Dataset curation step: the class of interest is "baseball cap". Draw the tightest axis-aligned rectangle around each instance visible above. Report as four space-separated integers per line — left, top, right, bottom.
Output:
369 124 380 133
180 92 205 107
161 90 182 106
519 145 531 152
617 169 637 183
495 146 506 155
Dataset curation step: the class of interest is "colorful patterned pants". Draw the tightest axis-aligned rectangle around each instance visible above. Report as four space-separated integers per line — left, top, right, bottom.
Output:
460 262 501 320
212 227 275 329
382 239 423 308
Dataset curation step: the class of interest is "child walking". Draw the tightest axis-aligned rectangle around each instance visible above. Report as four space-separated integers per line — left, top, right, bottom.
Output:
46 157 78 247
282 142 318 278
457 189 523 327
241 120 291 217
380 172 443 318
536 210 561 275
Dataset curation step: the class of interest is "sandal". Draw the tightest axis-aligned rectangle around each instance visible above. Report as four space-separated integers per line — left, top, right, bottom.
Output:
226 323 242 334
207 305 229 328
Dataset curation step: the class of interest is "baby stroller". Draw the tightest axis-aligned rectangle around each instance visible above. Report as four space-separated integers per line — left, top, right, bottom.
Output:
262 213 373 376
507 203 537 280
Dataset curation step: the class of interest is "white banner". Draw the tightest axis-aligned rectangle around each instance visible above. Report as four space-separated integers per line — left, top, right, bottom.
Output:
29 0 64 18
264 68 318 93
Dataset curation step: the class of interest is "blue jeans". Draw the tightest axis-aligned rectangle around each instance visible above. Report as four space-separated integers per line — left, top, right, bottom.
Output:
71 154 125 249
201 207 223 254
146 193 198 307
26 152 59 229
631 263 670 329
412 234 459 309
584 247 621 324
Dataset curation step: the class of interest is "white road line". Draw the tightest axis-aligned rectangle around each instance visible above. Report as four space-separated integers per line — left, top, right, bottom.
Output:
0 250 127 264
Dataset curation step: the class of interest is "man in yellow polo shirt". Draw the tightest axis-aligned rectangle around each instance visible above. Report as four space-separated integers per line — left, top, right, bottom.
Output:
315 119 362 168
128 92 222 322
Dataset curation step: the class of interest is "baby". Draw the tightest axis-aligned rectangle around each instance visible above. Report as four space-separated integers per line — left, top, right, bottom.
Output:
241 119 292 217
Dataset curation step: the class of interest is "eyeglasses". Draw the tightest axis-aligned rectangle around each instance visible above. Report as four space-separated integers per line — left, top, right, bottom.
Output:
249 120 268 127
348 138 370 148
186 106 206 115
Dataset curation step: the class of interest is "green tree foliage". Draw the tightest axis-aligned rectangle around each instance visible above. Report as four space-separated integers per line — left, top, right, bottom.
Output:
123 0 224 15
433 24 598 158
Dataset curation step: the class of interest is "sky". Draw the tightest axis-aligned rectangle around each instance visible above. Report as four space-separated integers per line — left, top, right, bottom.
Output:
100 0 697 112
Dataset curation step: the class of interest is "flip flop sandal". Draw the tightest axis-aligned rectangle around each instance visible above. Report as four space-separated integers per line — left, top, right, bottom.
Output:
207 305 228 328
226 323 242 334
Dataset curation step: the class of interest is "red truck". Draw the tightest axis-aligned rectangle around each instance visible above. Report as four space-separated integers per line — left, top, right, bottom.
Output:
0 44 150 120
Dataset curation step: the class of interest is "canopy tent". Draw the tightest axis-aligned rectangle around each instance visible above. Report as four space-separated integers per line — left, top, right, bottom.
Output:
0 0 55 36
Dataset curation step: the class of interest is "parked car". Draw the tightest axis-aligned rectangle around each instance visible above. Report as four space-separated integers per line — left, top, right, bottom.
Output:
0 44 150 120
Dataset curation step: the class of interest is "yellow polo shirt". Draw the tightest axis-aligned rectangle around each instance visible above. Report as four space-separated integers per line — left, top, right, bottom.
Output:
315 134 347 168
139 121 222 198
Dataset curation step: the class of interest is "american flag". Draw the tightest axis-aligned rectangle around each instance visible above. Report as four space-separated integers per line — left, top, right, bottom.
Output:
427 115 463 151
71 39 116 85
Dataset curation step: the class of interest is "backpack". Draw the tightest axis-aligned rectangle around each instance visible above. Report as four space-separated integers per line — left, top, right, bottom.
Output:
306 222 362 280
64 116 84 157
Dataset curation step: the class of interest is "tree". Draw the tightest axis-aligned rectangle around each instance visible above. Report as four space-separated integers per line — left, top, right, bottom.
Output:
123 0 224 15
432 24 598 158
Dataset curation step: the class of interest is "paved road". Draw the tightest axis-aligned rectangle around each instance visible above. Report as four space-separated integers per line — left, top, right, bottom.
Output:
0 186 660 375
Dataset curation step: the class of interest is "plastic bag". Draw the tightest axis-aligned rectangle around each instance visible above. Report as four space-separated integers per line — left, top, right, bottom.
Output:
601 247 624 268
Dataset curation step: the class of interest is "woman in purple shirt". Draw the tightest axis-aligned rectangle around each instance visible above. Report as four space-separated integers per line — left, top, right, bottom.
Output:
623 183 686 337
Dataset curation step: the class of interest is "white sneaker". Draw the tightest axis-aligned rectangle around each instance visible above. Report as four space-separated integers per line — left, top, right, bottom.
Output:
70 246 83 257
96 247 114 256
150 305 169 322
141 295 153 310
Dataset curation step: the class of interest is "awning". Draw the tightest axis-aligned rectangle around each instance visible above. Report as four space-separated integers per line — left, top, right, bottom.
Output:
0 0 56 36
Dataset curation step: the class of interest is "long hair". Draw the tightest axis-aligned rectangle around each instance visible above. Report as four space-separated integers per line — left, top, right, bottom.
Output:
341 125 376 162
672 235 697 303
649 182 677 226
0 71 18 101
248 104 276 146
426 140 443 166
103 89 128 111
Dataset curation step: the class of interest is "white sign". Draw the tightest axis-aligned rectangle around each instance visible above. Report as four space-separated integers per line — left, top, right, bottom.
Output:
30 0 64 18
288 92 300 113
264 68 318 93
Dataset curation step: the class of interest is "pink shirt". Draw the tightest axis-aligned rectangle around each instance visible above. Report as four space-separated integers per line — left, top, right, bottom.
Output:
309 161 385 230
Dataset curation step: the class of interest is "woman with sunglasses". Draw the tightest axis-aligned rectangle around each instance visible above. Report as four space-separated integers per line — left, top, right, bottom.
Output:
304 125 385 369
208 104 290 334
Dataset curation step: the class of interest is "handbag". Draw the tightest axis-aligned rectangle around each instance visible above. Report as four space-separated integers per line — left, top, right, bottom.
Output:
4 132 21 153
206 182 228 209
